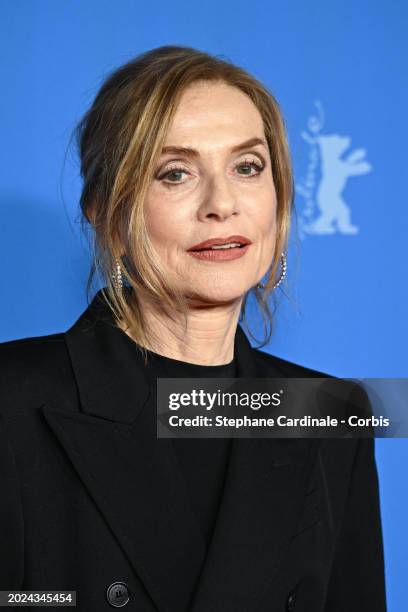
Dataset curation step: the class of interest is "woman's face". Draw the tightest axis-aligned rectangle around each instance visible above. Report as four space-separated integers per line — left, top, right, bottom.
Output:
144 80 277 305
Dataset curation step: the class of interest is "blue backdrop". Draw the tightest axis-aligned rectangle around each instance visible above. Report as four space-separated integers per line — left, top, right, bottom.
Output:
1 1 406 609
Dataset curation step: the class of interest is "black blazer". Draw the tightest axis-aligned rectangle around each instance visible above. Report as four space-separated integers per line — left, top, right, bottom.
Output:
0 289 387 611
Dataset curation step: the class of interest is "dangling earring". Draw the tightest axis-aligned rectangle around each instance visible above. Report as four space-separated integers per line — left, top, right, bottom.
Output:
256 252 287 290
112 257 123 290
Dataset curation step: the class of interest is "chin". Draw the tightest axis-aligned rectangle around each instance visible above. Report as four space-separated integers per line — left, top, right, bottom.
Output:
185 287 247 305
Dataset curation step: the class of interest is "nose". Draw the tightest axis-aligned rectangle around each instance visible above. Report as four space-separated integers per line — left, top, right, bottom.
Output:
198 174 239 221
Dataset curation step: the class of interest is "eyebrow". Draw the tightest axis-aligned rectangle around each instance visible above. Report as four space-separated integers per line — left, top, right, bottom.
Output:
160 136 268 157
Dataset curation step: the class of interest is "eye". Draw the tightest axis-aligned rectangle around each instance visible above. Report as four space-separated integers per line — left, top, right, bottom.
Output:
156 164 191 185
235 157 265 178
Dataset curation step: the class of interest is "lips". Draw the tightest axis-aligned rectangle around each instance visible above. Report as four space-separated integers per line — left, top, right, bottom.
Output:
187 235 252 251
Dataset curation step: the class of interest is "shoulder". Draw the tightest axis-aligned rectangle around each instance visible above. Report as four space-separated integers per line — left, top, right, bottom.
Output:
0 332 69 374
250 352 378 511
0 332 76 415
253 347 372 459
253 346 334 379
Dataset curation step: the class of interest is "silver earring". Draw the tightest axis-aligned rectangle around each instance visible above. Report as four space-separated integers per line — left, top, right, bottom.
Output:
256 252 287 290
112 257 123 290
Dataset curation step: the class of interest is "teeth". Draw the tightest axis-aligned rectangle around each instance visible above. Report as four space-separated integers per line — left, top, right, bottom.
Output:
208 243 242 250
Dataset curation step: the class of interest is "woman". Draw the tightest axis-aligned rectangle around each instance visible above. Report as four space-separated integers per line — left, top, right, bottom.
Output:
0 46 386 611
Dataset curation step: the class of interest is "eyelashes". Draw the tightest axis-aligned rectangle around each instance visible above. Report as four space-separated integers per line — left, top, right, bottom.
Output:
156 157 265 186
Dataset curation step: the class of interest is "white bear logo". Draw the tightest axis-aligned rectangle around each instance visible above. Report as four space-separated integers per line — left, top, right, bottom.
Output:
297 102 372 236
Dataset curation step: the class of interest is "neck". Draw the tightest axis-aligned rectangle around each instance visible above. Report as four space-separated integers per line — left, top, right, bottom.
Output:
123 296 243 366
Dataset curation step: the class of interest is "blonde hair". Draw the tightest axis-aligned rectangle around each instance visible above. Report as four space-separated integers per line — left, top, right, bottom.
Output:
74 45 294 362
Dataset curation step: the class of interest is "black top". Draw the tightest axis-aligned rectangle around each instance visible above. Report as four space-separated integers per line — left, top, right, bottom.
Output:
143 347 236 549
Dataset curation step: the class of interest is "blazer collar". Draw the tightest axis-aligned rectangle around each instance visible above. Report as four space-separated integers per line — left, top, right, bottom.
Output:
41 288 319 612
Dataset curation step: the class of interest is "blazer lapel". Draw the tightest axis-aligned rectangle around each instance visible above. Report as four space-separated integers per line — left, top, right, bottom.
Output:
189 438 319 611
189 322 320 611
42 289 207 612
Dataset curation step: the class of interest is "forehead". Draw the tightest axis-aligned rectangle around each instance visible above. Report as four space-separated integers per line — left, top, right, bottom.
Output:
164 80 265 145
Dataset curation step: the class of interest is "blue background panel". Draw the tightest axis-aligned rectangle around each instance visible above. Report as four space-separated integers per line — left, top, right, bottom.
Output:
1 2 406 609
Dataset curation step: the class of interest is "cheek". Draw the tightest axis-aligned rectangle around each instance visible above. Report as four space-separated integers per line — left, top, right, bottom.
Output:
256 190 277 241
144 199 187 251
262 207 276 234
